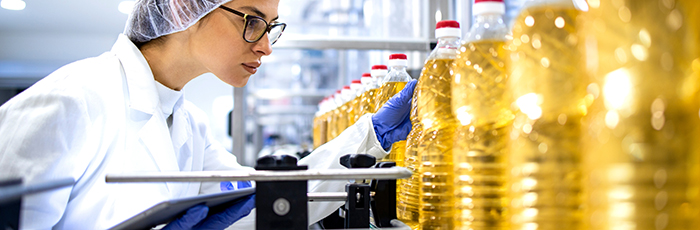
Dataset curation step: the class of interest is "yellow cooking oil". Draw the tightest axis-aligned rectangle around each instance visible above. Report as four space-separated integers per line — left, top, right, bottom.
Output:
375 81 408 164
336 101 350 136
327 107 339 141
359 88 379 115
375 81 408 109
683 1 700 229
508 5 588 230
347 96 361 126
451 40 512 230
318 112 328 146
351 96 362 125
312 113 322 148
397 75 425 230
579 0 700 229
414 59 456 230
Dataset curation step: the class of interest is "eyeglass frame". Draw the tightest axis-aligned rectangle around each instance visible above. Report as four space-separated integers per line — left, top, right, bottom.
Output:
218 5 287 45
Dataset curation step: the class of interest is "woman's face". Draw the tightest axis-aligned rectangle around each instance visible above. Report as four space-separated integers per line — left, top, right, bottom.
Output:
190 0 280 87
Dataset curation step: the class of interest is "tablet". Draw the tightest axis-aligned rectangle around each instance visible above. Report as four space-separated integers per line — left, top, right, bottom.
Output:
110 187 255 230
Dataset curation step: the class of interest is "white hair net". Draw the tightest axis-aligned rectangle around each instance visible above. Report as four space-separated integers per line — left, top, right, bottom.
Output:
124 0 232 44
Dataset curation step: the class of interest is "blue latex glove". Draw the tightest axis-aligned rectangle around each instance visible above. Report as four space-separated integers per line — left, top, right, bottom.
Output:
372 79 418 150
162 194 256 230
220 181 252 191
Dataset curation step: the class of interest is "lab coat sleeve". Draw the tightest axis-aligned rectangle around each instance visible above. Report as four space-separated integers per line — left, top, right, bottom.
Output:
227 113 388 229
0 79 95 229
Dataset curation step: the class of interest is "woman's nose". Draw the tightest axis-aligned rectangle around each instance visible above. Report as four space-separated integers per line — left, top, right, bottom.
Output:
253 33 273 56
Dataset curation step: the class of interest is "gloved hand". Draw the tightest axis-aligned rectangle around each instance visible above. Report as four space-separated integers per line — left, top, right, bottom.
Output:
162 194 256 230
372 79 418 150
220 181 252 191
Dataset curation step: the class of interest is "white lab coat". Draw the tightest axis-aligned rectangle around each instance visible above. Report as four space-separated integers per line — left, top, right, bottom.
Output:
0 34 388 229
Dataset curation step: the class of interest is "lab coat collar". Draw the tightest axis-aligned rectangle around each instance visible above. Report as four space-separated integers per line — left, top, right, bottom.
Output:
111 34 188 195
111 34 159 115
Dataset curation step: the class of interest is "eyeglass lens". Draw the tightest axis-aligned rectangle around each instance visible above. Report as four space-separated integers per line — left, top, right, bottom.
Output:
245 18 284 44
244 18 266 41
268 25 284 44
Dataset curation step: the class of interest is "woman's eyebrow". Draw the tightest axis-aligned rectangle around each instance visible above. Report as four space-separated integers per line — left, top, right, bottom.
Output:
239 6 279 22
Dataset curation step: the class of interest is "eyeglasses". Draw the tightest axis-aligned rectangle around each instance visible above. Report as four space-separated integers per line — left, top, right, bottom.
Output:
219 5 287 45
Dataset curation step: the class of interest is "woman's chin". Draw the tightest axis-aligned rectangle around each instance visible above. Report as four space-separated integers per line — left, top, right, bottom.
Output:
220 73 251 87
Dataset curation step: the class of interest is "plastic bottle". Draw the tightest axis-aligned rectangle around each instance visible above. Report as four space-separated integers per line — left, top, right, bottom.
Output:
360 65 387 115
313 98 326 148
398 61 424 229
375 54 411 109
375 54 411 166
328 90 342 140
507 0 589 229
450 0 512 229
683 2 700 228
335 85 353 135
399 83 422 230
357 72 376 119
348 79 364 126
409 20 461 230
579 0 700 229
371 65 389 92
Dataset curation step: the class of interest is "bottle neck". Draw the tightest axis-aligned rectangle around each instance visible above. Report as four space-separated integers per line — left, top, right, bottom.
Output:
466 13 508 42
371 75 385 88
389 66 407 72
473 13 505 26
435 36 461 49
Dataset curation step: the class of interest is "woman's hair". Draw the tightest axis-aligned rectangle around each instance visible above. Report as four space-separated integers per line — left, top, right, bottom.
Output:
124 0 231 45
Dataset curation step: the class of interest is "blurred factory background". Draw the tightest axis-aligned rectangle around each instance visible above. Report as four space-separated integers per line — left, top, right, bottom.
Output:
0 0 526 166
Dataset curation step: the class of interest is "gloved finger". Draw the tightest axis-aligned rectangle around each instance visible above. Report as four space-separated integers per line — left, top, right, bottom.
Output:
220 181 234 191
193 194 256 230
385 115 413 143
220 181 252 191
400 79 418 98
162 204 208 230
383 79 418 111
373 79 417 129
237 181 252 189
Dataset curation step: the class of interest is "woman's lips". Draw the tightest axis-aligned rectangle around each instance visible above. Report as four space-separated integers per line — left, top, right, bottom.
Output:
242 63 258 74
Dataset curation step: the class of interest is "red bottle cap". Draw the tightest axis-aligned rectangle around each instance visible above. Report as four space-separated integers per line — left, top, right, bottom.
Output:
389 54 407 60
436 20 460 29
371 65 388 70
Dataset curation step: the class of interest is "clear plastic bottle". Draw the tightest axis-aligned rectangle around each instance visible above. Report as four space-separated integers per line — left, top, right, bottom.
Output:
375 55 411 109
348 79 364 126
451 0 512 229
313 99 326 148
366 65 388 114
683 2 700 228
399 82 422 229
375 54 411 166
412 20 461 230
328 91 342 140
357 72 377 120
579 0 700 229
321 97 334 146
336 85 353 135
507 0 589 229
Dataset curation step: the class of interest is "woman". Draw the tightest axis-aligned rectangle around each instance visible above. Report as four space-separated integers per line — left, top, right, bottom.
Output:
0 0 416 229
